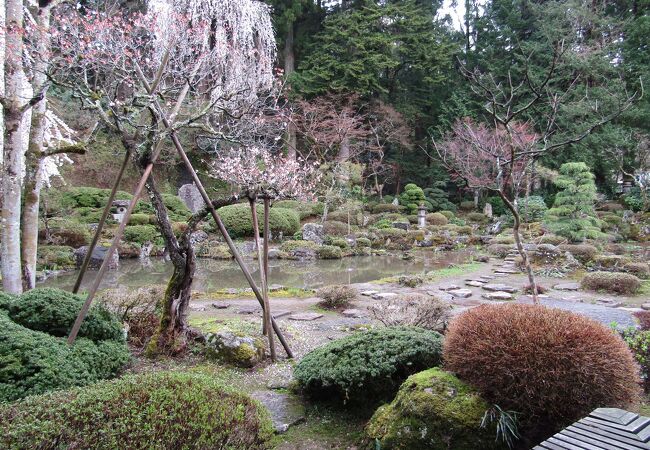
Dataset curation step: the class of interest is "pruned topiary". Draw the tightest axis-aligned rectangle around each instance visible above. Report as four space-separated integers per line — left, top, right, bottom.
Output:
580 271 641 295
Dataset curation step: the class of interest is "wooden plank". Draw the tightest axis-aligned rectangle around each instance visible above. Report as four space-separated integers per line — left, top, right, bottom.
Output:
549 434 599 450
573 422 649 447
534 441 569 450
591 408 639 426
564 426 641 450
582 416 650 437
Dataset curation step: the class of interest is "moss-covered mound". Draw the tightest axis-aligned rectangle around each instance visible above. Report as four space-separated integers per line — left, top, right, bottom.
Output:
366 368 502 450
0 371 273 449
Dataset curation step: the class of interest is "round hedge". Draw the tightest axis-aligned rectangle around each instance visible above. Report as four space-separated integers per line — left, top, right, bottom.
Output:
0 371 273 449
580 271 641 295
216 203 300 238
366 368 502 450
0 312 129 402
8 288 124 342
294 326 443 403
444 304 641 438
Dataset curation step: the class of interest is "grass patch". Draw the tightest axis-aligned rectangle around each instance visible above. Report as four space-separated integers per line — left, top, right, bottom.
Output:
189 317 260 336
371 262 483 284
196 287 314 300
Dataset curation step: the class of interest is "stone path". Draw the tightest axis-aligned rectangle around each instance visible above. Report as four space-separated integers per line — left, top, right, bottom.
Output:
251 391 305 433
516 297 637 328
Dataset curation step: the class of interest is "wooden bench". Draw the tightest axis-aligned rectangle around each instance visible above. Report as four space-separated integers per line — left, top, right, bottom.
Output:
534 408 650 449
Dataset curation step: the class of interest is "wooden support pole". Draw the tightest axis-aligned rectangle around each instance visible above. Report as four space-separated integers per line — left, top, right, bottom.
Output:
72 149 132 294
67 143 163 344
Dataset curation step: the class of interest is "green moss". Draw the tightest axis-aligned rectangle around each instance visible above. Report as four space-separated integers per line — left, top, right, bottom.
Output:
366 368 503 450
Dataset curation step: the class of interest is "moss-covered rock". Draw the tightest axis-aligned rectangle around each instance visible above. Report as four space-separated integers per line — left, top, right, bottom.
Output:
366 368 502 450
204 331 265 368
318 245 342 259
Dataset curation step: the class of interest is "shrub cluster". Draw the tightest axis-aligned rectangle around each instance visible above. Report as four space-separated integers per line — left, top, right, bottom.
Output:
580 271 641 295
317 285 357 309
558 243 598 263
318 245 342 259
42 218 91 248
0 371 273 449
122 225 160 245
294 326 443 403
322 220 349 236
36 245 75 270
426 212 448 226
400 183 429 214
273 199 324 219
217 203 300 238
372 203 403 214
624 262 650 279
444 304 641 439
369 294 451 332
620 328 650 393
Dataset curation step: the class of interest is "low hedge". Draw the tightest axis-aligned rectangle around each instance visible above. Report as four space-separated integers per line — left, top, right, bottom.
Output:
0 371 273 449
426 212 448 226
318 245 342 259
581 271 641 295
0 313 129 402
8 288 124 342
216 203 300 238
273 199 324 219
322 220 349 236
558 244 598 263
294 326 443 403
122 225 160 245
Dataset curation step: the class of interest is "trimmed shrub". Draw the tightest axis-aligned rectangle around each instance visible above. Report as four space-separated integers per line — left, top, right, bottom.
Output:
581 271 641 295
515 195 548 223
0 292 14 311
128 213 151 225
322 220 349 236
122 225 159 245
317 285 357 309
426 212 448 226
624 262 650 279
9 288 124 342
216 204 300 238
280 240 319 253
459 200 475 211
466 212 488 223
0 313 129 402
400 183 427 214
318 245 342 259
558 244 598 263
372 203 403 214
0 371 273 449
330 237 349 249
594 254 631 269
356 237 371 248
37 245 75 270
439 210 455 219
620 328 650 393
274 199 324 219
538 234 566 245
487 244 513 258
444 304 641 438
294 326 443 403
366 368 501 450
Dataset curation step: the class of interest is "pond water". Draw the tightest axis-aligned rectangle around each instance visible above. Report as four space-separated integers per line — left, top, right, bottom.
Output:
39 251 470 292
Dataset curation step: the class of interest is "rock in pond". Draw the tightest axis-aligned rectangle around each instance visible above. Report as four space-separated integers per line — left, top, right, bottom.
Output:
302 223 325 245
204 331 265 368
74 245 119 270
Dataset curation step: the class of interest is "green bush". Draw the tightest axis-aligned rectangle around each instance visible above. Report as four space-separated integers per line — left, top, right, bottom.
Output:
545 163 603 242
36 245 75 270
294 326 443 403
0 371 273 449
322 220 349 236
466 212 488 223
318 245 342 259
580 271 641 295
620 328 650 392
128 213 151 225
400 183 427 214
623 187 649 212
0 292 15 311
356 237 371 248
439 210 455 219
274 199 323 219
459 200 475 211
485 196 507 216
317 285 357 309
374 218 393 229
280 240 319 253
0 313 129 402
515 196 548 223
372 203 403 214
624 262 650 279
216 204 300 238
330 238 349 249
426 212 448 226
423 183 456 212
122 225 159 245
60 186 132 209
8 288 124 342
366 368 502 450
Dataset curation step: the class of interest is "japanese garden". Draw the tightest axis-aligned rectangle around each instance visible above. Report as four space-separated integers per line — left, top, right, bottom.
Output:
1 0 650 448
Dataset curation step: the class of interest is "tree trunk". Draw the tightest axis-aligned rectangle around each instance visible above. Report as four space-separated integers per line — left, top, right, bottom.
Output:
1 0 29 294
284 23 297 160
263 198 275 361
498 190 539 303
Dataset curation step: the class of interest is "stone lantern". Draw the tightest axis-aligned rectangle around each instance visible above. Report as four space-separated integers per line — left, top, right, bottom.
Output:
417 205 427 228
112 200 129 222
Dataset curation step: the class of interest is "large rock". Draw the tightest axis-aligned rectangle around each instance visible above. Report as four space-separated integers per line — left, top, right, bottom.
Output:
251 391 305 434
74 245 119 270
204 331 265 368
178 183 205 213
366 368 503 450
301 223 324 245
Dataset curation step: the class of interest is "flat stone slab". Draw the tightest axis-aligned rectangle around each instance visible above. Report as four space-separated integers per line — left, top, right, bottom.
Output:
251 391 305 434
189 304 207 311
289 312 323 321
438 283 461 291
553 282 580 291
465 281 485 287
494 268 521 274
482 292 513 300
360 290 379 296
448 288 472 298
597 299 624 308
372 292 399 300
642 303 650 311
211 302 230 309
237 307 261 315
341 308 365 318
258 310 291 319
516 297 637 328
478 275 495 281
482 284 518 293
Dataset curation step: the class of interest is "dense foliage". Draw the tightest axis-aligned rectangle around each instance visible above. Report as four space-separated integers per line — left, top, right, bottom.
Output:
444 304 641 440
293 326 443 403
216 203 300 238
0 371 273 449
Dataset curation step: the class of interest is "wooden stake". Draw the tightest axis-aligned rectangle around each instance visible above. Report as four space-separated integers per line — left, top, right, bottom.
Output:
72 149 131 294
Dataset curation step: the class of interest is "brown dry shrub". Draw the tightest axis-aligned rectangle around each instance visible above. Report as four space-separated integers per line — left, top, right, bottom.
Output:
323 220 349 236
581 271 641 295
97 285 164 348
523 284 548 294
425 212 448 226
368 294 451 332
624 262 650 279
316 285 357 309
558 243 598 263
444 304 641 440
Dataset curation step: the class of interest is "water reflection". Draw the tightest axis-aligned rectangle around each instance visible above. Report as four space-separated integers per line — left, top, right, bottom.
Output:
40 251 469 292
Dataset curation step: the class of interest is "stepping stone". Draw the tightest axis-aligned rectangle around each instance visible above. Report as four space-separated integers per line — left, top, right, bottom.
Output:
211 302 230 309
438 283 461 291
372 292 399 300
482 292 513 301
465 281 485 287
597 299 624 308
289 312 323 321
189 304 206 311
448 289 472 298
251 391 305 434
360 290 379 296
341 308 365 318
258 310 291 319
482 284 518 293
478 275 495 281
237 307 261 315
642 303 650 311
553 282 580 291
494 268 520 274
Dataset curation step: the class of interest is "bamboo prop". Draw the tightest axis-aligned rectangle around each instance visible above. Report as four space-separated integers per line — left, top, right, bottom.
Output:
72 149 132 294
250 197 276 362
263 197 270 334
67 143 164 344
